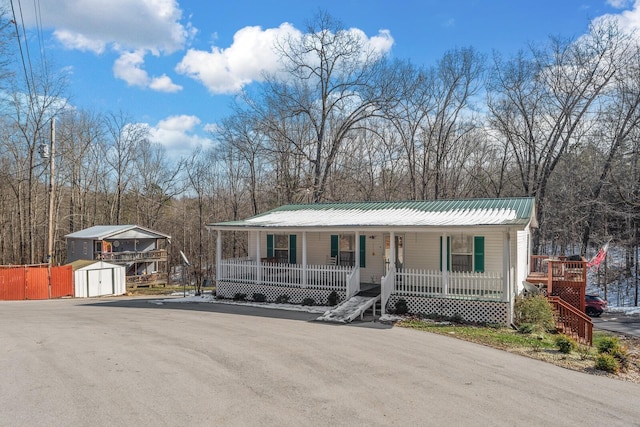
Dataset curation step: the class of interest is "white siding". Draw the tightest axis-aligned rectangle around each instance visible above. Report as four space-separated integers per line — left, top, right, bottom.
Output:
241 228 530 283
516 227 530 293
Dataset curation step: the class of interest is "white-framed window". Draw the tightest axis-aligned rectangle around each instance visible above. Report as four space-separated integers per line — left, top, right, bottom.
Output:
274 234 289 264
451 234 473 272
339 234 355 266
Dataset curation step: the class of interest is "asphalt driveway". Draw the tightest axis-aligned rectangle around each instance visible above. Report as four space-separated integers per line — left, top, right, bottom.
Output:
1 297 639 426
592 311 640 338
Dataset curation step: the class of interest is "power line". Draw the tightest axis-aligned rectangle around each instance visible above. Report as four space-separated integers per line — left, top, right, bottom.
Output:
9 0 35 105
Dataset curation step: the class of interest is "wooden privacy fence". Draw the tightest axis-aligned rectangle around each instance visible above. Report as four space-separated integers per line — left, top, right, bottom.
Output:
0 264 74 300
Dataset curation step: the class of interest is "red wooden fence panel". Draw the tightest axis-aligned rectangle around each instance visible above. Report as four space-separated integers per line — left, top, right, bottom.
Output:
0 264 74 300
0 266 26 300
25 265 49 299
51 265 74 298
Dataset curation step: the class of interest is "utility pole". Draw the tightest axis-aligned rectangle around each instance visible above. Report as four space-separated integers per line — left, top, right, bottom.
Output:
48 118 55 298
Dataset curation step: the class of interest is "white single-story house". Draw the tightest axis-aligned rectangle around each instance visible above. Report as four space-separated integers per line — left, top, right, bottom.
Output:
69 260 126 298
206 197 537 325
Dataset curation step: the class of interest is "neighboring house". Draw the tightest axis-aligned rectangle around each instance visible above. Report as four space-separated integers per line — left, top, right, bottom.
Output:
65 225 170 283
206 197 538 325
69 260 126 298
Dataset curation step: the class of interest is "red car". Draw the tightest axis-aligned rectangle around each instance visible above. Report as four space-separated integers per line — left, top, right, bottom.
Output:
585 294 607 317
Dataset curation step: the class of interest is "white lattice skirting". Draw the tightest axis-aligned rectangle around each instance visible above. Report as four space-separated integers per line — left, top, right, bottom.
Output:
217 281 346 305
387 295 509 325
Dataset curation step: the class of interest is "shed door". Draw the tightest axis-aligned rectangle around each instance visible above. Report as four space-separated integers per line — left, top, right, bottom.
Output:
87 269 114 297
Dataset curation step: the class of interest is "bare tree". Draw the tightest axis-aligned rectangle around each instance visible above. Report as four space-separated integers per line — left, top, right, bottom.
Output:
487 19 629 252
104 111 148 224
251 11 400 202
133 139 185 228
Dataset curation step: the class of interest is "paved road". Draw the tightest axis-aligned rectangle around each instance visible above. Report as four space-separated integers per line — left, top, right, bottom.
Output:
592 312 640 338
1 297 639 427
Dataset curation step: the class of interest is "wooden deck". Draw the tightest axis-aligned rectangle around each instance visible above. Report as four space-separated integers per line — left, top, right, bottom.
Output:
526 255 591 344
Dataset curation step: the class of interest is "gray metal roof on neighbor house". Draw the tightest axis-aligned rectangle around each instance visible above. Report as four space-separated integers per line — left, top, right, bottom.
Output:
65 225 171 240
207 197 537 230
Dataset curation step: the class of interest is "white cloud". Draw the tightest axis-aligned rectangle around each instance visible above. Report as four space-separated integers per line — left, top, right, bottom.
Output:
54 29 107 54
176 23 300 94
149 75 182 93
607 0 632 9
147 115 213 156
24 0 192 54
348 28 395 59
595 0 640 33
176 23 394 94
113 50 182 92
19 0 193 92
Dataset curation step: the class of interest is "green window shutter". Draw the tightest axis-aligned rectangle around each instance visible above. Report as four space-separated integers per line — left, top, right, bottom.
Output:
289 234 297 264
266 234 274 258
330 235 339 258
474 236 485 272
359 235 366 268
439 236 450 271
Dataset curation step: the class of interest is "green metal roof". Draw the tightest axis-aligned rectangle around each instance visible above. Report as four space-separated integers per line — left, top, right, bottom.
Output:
207 197 537 229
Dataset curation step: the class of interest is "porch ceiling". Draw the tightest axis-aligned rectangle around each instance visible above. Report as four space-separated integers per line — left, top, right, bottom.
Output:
207 197 536 231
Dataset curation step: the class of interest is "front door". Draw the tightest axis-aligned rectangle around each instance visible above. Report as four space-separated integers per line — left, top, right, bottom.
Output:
384 234 404 274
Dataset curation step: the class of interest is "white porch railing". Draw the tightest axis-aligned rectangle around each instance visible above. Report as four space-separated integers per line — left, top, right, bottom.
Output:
380 266 395 315
217 258 350 291
346 268 359 298
395 268 503 301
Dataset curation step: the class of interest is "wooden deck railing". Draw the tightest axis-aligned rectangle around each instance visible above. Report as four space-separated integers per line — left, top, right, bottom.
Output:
98 249 168 263
548 296 593 345
528 256 592 344
126 272 168 287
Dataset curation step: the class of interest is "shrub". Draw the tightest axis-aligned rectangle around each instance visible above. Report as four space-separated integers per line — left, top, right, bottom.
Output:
555 335 577 354
233 293 247 301
394 298 408 315
275 294 290 304
513 294 556 333
252 293 266 302
517 323 535 334
327 290 339 306
450 313 464 324
301 297 315 306
596 336 621 355
595 353 619 373
595 335 630 371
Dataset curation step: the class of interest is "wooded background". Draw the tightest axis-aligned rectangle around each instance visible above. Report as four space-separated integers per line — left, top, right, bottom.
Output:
0 12 638 303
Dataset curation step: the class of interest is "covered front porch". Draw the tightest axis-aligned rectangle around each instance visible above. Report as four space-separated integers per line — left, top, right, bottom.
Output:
213 229 511 313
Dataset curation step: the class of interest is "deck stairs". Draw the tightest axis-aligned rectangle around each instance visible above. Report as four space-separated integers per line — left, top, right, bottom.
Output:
316 286 381 323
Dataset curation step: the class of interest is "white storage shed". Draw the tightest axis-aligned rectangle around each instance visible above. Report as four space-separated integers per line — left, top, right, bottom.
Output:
70 260 126 298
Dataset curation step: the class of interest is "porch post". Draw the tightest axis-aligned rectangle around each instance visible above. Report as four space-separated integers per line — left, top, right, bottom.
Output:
256 231 262 284
390 231 396 273
502 229 513 325
302 231 308 288
441 232 448 296
503 230 511 303
390 231 396 292
216 230 222 283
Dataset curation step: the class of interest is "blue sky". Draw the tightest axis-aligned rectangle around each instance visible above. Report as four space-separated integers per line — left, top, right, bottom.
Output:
9 0 640 157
